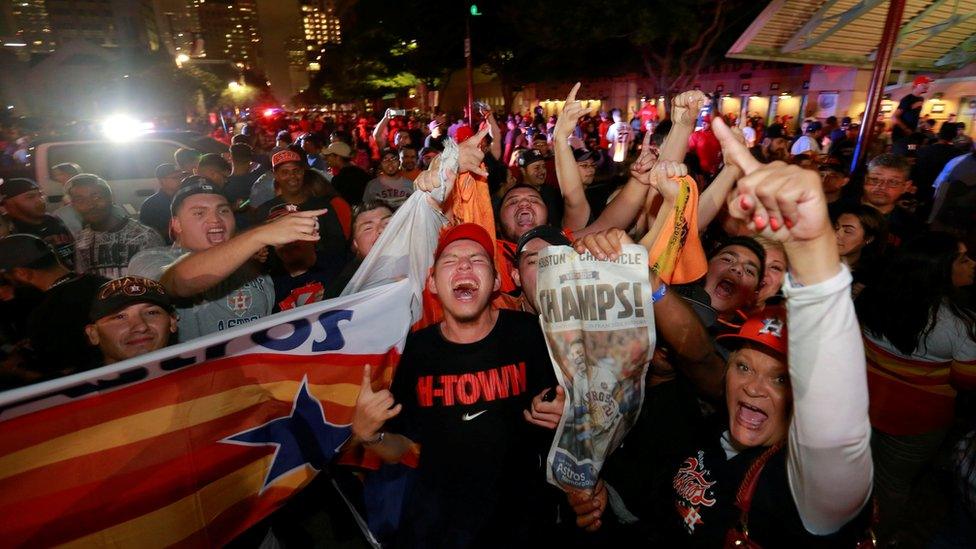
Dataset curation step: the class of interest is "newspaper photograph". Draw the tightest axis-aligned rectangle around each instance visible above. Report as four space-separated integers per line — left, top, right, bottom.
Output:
536 244 656 492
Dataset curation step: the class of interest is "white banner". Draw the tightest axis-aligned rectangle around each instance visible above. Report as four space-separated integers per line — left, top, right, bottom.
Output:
0 280 413 420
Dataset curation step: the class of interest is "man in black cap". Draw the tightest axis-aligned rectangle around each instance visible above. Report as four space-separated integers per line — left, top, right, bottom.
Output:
0 234 107 376
0 177 76 269
140 163 185 242
128 175 322 342
85 276 178 366
69 174 163 278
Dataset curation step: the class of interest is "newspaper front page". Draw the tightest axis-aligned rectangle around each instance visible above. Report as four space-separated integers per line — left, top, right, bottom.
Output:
537 244 656 492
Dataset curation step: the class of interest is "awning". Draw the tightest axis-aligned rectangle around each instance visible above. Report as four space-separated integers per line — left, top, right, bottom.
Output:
728 0 976 72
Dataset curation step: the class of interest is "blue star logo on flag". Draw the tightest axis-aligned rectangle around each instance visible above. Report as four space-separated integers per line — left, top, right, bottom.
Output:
222 377 351 491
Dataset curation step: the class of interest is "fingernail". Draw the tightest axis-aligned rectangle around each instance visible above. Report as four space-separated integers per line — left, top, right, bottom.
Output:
784 217 795 229
769 217 780 231
739 196 750 210
753 215 766 230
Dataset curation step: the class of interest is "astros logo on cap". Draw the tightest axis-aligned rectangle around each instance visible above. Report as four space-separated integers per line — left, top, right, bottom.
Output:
758 317 784 338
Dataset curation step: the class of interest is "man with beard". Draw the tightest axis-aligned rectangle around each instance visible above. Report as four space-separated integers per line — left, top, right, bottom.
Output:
0 178 75 269
349 223 559 547
127 176 321 341
363 148 414 207
69 174 163 278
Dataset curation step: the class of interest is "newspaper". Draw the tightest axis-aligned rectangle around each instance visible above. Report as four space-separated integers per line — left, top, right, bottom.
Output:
537 244 656 492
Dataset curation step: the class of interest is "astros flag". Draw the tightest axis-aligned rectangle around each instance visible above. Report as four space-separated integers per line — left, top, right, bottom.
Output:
0 280 412 547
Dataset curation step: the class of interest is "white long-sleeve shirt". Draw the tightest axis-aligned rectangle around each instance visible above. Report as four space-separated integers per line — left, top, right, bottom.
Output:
782 264 873 535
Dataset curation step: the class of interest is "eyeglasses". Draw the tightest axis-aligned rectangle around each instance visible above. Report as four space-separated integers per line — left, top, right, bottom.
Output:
865 176 905 189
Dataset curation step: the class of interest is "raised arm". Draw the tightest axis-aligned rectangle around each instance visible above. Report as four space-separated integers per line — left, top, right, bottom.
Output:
716 117 872 535
161 210 323 297
485 110 502 161
578 92 706 238
372 109 392 150
553 83 592 232
697 126 746 228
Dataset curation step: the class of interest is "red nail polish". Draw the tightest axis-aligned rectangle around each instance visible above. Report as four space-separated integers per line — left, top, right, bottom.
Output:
784 217 794 229
739 196 750 210
754 215 765 230
769 217 780 231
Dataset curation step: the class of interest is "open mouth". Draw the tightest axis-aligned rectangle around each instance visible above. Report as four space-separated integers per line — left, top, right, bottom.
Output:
736 401 769 430
515 208 535 228
714 277 737 299
206 226 227 245
452 280 479 302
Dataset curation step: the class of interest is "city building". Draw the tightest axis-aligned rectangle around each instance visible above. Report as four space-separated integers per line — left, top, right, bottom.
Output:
154 0 201 57
301 0 341 73
2 0 56 55
42 0 160 51
197 0 261 67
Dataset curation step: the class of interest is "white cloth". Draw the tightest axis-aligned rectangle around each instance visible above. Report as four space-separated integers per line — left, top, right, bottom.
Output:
341 139 459 323
782 265 873 534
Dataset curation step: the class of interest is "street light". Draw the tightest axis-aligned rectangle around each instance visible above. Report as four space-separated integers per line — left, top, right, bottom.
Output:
175 53 190 67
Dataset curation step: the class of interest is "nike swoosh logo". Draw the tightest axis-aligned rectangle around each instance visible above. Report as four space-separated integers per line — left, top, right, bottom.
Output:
462 410 487 421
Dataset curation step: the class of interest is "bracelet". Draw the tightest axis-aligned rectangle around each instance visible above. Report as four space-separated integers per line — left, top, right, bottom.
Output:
362 432 385 446
651 283 667 303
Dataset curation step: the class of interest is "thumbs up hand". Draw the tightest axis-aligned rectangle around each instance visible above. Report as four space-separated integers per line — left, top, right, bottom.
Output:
351 364 402 444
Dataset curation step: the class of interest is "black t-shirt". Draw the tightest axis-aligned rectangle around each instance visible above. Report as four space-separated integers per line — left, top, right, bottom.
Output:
138 191 173 243
26 273 108 376
662 427 870 547
331 165 371 206
884 205 924 247
272 269 331 312
911 143 962 201
893 94 923 139
13 216 75 270
225 171 263 204
389 309 557 548
256 195 349 270
599 378 870 546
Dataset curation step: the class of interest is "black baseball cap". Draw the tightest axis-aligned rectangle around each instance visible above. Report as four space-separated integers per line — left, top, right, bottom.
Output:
0 234 56 271
573 148 597 163
90 276 174 322
170 175 225 216
518 149 545 168
0 178 40 203
515 225 571 261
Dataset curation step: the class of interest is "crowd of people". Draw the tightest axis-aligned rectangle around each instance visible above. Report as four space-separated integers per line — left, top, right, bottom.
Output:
1 76 975 547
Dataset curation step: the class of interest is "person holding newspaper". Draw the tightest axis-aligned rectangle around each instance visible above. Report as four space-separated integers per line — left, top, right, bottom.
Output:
565 117 873 546
349 223 560 547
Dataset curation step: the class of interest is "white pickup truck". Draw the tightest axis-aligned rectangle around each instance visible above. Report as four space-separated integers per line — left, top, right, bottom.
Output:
15 131 226 215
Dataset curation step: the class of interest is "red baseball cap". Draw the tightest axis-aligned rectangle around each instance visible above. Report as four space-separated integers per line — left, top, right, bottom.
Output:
272 149 303 168
434 223 495 261
455 125 475 143
717 306 788 358
913 75 934 86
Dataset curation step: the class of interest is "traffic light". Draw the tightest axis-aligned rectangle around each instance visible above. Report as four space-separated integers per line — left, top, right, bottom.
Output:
470 4 482 16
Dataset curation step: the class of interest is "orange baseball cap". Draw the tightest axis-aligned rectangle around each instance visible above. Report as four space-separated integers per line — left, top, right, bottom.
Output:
717 305 788 357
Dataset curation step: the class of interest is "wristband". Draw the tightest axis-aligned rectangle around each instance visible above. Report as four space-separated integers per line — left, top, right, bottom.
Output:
651 283 667 303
